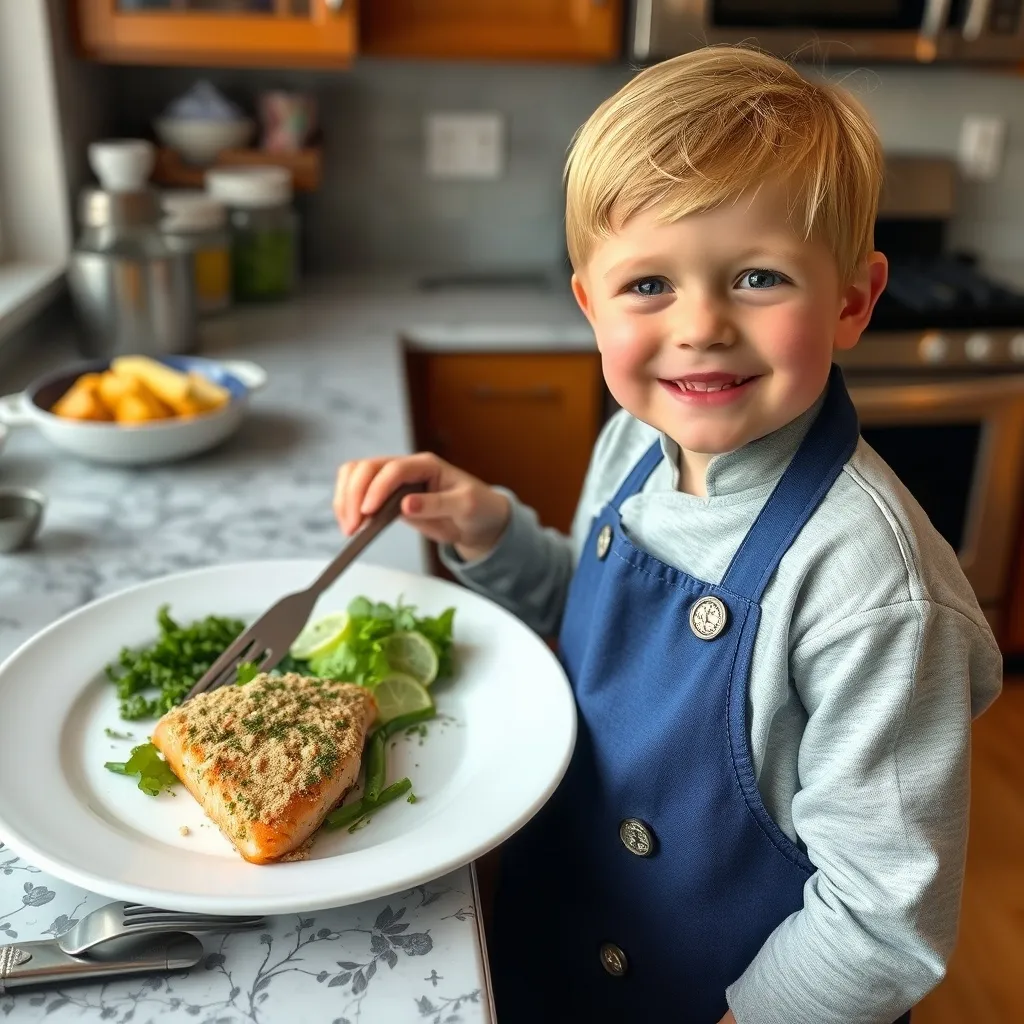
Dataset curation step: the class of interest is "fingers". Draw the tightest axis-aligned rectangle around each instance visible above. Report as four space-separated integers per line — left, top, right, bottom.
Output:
359 453 445 522
400 487 462 522
334 454 448 536
334 456 389 535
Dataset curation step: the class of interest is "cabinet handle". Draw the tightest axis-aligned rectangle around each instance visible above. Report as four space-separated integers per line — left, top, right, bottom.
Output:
471 384 559 402
918 0 951 59
962 0 992 40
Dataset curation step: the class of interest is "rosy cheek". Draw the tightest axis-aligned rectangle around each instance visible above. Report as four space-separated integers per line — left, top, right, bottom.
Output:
751 305 828 369
596 311 657 367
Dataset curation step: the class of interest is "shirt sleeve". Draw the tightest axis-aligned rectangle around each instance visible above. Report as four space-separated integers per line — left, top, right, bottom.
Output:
726 599 1002 1024
438 489 576 638
436 407 648 638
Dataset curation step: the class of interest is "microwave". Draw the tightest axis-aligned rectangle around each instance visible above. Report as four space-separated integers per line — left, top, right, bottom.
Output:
631 0 1024 64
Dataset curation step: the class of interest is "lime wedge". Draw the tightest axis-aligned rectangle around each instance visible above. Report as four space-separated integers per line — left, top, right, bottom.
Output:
382 630 439 686
373 673 434 724
289 611 350 661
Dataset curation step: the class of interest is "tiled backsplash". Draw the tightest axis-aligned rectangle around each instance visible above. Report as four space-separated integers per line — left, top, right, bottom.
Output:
99 59 1024 277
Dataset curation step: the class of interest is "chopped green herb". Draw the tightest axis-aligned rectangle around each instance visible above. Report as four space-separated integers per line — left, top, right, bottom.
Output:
104 728 133 740
236 661 260 686
105 742 179 796
105 605 245 720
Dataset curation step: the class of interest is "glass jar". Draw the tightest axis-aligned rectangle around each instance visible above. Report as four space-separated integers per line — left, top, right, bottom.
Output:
205 166 299 302
160 190 232 315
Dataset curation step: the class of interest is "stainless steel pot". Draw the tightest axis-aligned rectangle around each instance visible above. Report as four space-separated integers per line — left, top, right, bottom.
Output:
67 248 198 359
67 187 199 359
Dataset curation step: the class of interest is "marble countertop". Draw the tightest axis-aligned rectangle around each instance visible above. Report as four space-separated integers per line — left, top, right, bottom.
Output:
0 277 593 655
0 277 590 1022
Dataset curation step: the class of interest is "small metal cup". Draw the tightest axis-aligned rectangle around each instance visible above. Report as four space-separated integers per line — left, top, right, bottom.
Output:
0 487 46 553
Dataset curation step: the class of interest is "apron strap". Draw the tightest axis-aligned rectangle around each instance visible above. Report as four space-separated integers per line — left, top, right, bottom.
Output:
610 438 664 511
721 364 860 602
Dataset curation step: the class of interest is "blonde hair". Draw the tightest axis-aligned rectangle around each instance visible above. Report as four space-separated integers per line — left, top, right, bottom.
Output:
565 46 884 285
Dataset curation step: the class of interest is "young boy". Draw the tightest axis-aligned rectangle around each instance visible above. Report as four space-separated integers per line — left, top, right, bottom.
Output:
334 46 1002 1024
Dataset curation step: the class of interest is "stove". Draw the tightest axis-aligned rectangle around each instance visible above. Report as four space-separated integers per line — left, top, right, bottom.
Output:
840 256 1024 373
809 159 1024 634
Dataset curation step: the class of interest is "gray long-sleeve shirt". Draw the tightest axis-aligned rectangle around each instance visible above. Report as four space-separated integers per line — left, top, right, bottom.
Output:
441 399 1002 1024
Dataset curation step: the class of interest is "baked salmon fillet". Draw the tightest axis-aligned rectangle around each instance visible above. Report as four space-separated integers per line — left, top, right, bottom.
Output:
151 672 376 864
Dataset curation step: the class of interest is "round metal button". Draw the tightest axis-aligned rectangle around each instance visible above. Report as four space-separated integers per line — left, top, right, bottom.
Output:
596 523 613 560
619 817 655 857
690 596 727 640
599 942 628 977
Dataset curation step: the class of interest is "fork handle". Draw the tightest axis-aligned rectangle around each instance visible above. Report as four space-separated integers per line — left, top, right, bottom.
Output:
307 482 427 597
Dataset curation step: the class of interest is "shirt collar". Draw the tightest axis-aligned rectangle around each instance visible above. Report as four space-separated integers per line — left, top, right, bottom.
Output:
658 389 828 498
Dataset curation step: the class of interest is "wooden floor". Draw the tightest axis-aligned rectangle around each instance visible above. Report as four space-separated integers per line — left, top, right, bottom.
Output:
916 678 1024 1023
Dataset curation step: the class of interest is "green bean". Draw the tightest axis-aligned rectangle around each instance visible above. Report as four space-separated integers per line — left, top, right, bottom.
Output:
323 777 413 832
381 706 437 740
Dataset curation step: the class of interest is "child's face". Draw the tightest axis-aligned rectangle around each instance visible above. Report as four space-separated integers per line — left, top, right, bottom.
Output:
572 183 887 462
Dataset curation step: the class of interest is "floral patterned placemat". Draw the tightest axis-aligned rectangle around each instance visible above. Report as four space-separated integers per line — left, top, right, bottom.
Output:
0 842 493 1024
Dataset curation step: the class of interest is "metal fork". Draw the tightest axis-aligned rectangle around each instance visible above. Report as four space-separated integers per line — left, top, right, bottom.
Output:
185 481 427 701
57 901 265 957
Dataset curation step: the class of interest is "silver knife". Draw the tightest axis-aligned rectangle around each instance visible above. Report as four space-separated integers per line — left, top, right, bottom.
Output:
0 931 203 994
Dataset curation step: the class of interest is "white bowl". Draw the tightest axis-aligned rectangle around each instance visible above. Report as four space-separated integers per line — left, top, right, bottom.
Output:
0 356 267 466
88 139 156 192
154 117 255 166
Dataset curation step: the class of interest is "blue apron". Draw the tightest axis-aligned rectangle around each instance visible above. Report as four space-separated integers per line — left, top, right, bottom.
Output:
490 366 912 1023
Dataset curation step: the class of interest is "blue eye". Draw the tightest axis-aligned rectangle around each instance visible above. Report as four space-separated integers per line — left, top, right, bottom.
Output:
738 269 786 290
630 277 667 297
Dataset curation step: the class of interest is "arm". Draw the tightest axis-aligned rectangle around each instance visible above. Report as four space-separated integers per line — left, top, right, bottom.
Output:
726 601 1001 1024
441 408 648 637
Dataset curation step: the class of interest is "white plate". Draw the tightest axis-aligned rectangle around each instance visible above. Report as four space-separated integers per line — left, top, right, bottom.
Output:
0 560 576 914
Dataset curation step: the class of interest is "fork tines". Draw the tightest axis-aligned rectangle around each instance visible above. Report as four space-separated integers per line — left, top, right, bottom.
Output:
185 632 271 703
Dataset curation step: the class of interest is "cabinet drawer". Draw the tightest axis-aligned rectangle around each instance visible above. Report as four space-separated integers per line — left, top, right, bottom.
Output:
407 351 603 535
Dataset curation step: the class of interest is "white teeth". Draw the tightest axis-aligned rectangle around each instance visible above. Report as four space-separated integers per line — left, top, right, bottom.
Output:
679 377 749 393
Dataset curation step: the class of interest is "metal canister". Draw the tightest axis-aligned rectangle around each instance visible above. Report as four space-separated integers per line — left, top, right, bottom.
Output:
67 187 198 359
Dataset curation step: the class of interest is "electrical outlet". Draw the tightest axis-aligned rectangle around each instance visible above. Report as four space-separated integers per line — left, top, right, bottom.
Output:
425 112 504 180
959 115 1007 181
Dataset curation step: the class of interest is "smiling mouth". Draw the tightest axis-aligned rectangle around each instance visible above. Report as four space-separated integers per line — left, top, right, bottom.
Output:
664 375 756 393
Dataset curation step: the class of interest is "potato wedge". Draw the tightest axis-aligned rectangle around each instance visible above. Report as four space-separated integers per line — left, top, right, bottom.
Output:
52 375 112 421
97 370 137 412
114 389 172 424
186 371 230 410
110 356 190 408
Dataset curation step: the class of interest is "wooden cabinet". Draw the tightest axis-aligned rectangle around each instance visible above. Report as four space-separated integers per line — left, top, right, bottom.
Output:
406 350 604 536
361 0 623 62
75 0 357 68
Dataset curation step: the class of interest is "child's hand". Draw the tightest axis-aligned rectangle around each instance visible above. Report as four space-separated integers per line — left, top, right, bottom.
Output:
334 453 511 562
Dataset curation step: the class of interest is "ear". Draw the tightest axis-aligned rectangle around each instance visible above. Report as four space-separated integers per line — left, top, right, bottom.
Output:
571 272 596 328
834 252 888 352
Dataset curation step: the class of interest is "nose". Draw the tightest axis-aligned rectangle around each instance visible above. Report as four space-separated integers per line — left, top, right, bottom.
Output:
671 290 735 350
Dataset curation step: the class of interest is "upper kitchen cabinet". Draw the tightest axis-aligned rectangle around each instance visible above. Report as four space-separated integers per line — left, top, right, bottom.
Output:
74 0 358 68
360 0 623 62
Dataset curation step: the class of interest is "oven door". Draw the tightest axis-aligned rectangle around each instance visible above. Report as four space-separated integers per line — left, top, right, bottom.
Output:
849 373 1024 626
633 0 958 62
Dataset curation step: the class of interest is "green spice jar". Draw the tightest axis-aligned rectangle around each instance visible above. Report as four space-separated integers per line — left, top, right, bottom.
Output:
205 166 298 302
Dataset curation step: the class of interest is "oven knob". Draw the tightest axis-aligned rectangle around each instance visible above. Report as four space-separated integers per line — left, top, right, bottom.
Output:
965 332 994 362
918 332 950 364
1011 334 1024 362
